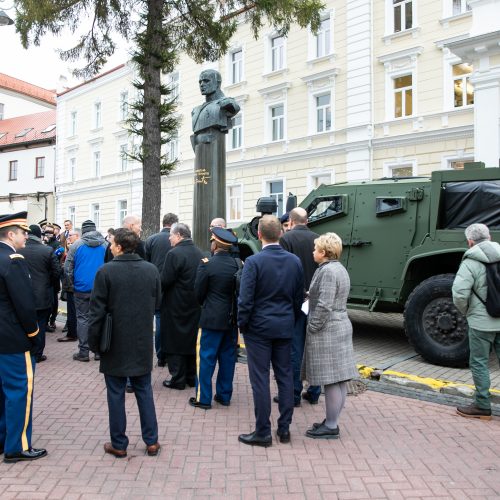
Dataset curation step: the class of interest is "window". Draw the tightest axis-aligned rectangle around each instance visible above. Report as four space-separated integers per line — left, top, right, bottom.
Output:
41 124 56 133
15 128 33 138
119 91 128 121
119 144 128 172
93 151 101 177
271 36 284 71
393 0 413 32
167 135 179 161
452 0 471 15
394 75 412 118
266 180 284 217
230 113 242 150
168 72 179 100
118 200 128 225
315 15 331 58
227 185 243 222
309 172 332 190
91 203 100 228
230 49 243 84
270 104 284 141
9 160 17 181
307 195 347 222
69 157 76 182
315 94 331 133
453 63 474 108
35 157 45 178
389 164 414 177
94 102 102 129
69 111 77 136
0 103 4 120
68 206 76 226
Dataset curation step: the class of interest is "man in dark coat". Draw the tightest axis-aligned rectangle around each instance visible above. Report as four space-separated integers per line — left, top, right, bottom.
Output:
278 207 321 406
238 215 304 447
145 212 178 366
19 225 61 362
0 212 47 463
161 223 203 390
88 228 161 458
190 227 240 409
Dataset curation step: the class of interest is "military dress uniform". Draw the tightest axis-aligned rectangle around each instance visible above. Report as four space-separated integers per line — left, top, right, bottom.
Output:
190 228 240 409
0 212 47 462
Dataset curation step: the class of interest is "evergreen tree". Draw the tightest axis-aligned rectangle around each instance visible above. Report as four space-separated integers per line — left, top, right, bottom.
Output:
15 0 324 236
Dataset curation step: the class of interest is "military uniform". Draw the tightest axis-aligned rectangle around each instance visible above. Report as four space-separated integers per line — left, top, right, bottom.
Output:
190 228 240 409
0 212 47 462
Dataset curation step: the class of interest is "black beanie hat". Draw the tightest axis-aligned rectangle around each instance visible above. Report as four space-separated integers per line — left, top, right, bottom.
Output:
81 220 96 234
29 224 42 238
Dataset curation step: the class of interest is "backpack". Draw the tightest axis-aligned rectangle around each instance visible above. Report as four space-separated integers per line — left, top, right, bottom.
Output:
471 261 500 318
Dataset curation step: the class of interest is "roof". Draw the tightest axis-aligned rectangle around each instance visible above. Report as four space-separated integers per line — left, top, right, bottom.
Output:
0 73 56 106
57 64 126 97
0 110 56 149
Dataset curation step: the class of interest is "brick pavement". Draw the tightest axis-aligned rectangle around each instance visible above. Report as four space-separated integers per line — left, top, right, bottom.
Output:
1 324 499 499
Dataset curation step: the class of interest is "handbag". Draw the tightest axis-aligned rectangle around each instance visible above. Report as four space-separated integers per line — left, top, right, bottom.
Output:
99 313 113 353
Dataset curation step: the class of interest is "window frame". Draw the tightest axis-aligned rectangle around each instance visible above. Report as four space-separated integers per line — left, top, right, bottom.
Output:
35 156 45 178
264 178 286 217
315 13 332 59
68 206 76 227
93 101 102 129
451 62 474 109
119 90 129 121
0 103 4 120
92 150 101 178
393 74 413 119
90 203 101 229
315 92 332 133
119 143 128 172
117 199 128 226
392 0 413 33
228 108 243 151
307 171 334 191
69 110 77 137
383 160 417 178
230 49 243 85
226 184 244 223
269 103 285 142
8 160 18 181
68 156 77 182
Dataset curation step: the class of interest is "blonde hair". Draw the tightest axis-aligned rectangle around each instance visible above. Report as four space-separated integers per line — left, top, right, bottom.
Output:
314 232 343 260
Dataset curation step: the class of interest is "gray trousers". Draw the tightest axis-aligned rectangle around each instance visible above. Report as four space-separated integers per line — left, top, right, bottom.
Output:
74 292 91 356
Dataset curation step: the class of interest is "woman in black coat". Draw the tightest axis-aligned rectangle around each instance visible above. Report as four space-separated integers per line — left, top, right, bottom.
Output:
88 229 162 458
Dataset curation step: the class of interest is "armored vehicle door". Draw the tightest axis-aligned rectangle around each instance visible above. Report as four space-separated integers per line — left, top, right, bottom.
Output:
347 181 421 308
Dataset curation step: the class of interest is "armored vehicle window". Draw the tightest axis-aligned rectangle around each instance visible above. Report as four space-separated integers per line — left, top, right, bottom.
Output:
439 181 500 229
376 196 407 216
307 195 348 222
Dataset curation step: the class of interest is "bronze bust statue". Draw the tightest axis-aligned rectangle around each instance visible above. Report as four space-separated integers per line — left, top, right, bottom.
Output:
191 69 240 252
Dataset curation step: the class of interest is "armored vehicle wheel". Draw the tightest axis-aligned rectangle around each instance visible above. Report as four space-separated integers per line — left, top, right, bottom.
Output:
404 274 469 367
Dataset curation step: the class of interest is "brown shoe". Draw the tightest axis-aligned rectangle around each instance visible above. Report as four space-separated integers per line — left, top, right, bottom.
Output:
104 442 127 458
146 442 161 456
456 404 492 420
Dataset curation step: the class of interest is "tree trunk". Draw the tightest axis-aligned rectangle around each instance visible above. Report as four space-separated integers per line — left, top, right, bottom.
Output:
141 0 163 238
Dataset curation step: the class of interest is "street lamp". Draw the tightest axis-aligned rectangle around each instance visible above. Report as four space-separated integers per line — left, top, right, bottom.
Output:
0 9 13 26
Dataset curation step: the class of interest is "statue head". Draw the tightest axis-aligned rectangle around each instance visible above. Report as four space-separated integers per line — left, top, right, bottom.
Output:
199 69 222 97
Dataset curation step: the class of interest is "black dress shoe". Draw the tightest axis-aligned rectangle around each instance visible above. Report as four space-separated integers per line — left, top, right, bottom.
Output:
188 397 211 410
72 352 89 362
302 392 319 405
4 448 47 463
162 379 185 390
57 336 78 342
214 394 230 406
35 355 47 363
276 429 291 444
273 395 301 407
305 423 340 439
45 325 56 333
238 431 272 447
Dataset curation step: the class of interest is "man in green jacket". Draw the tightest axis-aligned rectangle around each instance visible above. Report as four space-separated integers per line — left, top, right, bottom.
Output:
452 223 500 420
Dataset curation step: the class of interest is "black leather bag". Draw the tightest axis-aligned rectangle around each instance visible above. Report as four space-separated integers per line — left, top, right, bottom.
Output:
99 313 113 353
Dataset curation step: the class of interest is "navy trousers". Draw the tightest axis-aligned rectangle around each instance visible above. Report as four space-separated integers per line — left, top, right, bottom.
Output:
195 328 237 405
0 352 36 454
292 312 321 404
35 308 50 358
245 334 294 437
66 292 77 339
104 373 158 451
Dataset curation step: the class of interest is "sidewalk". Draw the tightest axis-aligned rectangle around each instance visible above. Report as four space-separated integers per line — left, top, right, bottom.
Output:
1 325 499 499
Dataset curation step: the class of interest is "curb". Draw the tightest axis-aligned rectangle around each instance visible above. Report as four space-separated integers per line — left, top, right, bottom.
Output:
357 364 500 404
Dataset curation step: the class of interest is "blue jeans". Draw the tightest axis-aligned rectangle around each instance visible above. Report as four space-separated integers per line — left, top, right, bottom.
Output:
104 373 158 450
292 312 321 404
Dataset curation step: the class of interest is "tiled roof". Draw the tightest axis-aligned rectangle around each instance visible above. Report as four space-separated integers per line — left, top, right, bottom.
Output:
0 73 56 106
58 64 126 97
0 110 56 149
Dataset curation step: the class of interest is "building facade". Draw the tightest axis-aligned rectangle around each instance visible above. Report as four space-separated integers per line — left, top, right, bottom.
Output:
55 0 497 229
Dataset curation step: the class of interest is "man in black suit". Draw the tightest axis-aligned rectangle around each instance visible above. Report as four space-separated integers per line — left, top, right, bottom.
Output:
145 213 178 366
277 207 321 406
238 215 304 447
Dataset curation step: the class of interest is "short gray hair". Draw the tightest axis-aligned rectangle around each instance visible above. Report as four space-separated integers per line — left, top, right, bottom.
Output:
465 223 490 243
171 222 191 239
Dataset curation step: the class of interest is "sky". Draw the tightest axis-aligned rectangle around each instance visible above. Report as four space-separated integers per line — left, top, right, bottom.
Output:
0 10 130 91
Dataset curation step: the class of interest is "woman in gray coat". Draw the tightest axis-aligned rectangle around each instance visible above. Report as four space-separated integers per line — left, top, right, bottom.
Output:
302 233 358 439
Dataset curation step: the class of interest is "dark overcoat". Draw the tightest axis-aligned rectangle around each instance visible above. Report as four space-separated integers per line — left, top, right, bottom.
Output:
160 238 203 355
87 254 161 377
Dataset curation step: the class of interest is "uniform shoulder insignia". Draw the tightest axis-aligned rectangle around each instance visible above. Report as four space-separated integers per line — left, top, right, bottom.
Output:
9 253 25 259
201 257 209 263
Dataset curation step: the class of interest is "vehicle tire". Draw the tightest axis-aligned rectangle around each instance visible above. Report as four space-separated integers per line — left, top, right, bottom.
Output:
404 274 469 367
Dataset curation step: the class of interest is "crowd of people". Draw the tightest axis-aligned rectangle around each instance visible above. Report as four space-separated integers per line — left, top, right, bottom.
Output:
0 208 498 463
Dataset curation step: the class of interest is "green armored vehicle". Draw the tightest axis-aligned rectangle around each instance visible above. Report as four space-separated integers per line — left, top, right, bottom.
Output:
234 163 500 367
